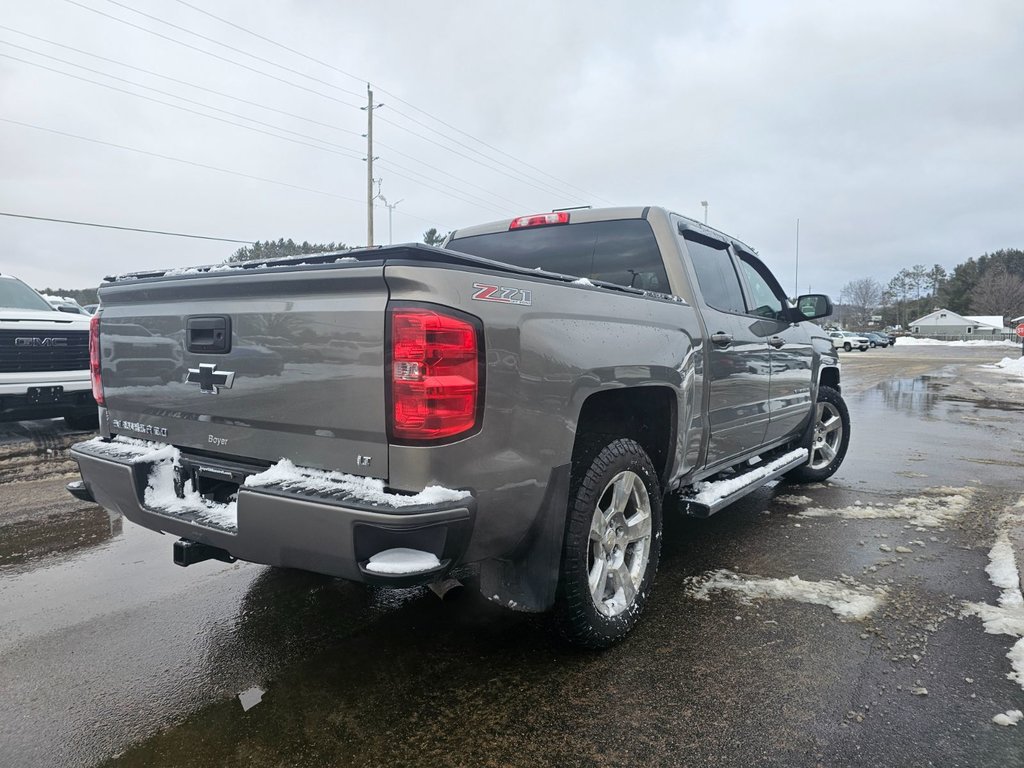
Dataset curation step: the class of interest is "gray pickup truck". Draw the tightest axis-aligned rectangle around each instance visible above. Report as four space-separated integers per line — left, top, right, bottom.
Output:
70 206 848 647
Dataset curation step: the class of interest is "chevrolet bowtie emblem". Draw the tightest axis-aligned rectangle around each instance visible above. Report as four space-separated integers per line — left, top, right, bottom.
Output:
185 363 235 394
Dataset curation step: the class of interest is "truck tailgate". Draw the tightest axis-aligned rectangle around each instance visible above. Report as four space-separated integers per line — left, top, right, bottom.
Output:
97 263 389 478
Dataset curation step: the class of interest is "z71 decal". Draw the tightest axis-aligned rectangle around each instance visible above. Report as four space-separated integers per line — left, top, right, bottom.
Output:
471 283 533 306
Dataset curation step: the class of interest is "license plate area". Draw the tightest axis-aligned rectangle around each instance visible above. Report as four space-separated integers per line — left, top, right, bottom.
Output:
28 386 63 403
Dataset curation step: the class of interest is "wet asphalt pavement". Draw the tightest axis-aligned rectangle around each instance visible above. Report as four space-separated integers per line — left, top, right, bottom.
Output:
2 345 1023 767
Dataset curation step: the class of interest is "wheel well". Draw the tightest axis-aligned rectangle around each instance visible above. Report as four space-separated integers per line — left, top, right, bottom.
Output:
573 386 675 487
819 366 840 393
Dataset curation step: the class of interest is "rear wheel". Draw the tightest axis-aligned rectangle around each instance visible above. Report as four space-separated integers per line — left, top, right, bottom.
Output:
786 385 850 483
843 342 852 351
554 438 662 648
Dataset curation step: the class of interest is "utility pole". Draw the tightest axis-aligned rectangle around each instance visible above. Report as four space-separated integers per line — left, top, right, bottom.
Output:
701 200 708 224
361 84 383 246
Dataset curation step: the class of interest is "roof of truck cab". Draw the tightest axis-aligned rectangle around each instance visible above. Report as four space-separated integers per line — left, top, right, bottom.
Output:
447 206 758 255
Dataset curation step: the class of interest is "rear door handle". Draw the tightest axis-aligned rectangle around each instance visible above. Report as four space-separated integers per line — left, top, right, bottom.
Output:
710 332 733 346
767 336 785 349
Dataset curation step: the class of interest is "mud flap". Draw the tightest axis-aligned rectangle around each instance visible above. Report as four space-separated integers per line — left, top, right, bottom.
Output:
479 464 570 613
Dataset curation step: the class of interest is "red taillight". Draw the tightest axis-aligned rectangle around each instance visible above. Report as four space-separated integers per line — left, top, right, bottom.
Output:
508 211 570 230
389 307 480 441
89 312 104 406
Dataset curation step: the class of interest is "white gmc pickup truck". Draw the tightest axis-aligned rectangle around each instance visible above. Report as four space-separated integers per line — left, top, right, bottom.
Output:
0 272 98 429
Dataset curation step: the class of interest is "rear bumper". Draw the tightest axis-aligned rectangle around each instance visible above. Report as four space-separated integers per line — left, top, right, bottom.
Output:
70 442 475 584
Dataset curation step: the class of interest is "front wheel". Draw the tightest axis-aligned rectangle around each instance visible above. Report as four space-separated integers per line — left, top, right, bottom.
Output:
786 385 850 483
554 438 662 649
843 342 852 351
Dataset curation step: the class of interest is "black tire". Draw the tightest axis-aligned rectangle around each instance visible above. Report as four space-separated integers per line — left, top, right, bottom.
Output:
554 438 662 649
786 385 850 483
64 412 99 431
843 342 852 351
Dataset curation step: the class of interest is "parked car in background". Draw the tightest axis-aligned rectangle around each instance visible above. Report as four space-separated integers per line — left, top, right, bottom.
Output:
42 295 90 315
0 274 97 429
827 330 870 351
83 304 99 315
862 332 890 348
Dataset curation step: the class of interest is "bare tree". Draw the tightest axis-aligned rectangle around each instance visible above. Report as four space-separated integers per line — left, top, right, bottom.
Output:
841 277 883 327
969 266 1024 324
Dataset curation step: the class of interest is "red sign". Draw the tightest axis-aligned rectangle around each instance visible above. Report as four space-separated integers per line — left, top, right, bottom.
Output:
1017 323 1024 338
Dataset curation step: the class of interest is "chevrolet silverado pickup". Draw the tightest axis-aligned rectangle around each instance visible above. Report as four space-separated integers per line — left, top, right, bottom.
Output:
70 206 848 647
1 273 97 428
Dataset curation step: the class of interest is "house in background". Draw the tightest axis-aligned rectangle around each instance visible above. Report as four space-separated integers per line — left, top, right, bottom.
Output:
909 308 1011 337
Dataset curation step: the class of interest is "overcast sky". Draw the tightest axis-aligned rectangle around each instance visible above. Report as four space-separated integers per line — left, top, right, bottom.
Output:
1 0 1022 299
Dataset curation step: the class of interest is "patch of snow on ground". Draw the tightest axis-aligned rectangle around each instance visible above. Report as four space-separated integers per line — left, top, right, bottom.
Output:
897 337 1018 347
571 277 594 286
687 568 886 620
962 506 1024 690
982 356 1024 377
245 458 470 507
364 548 441 574
993 709 1023 726
799 487 973 527
691 449 807 505
774 494 813 506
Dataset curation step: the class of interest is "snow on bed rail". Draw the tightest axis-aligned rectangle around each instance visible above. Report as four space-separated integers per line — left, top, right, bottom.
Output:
244 458 469 507
689 449 807 505
79 436 176 464
81 438 469 532
687 568 887 620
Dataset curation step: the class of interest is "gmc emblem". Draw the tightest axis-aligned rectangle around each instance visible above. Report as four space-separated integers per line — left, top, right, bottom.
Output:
15 337 68 347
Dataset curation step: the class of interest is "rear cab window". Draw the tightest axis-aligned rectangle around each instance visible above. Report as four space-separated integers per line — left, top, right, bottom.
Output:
446 219 672 295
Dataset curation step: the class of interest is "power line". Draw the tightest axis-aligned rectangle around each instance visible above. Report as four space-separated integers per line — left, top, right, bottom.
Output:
0 25 364 140
0 48 510 215
100 0 365 101
0 211 253 243
0 29 523 212
0 48 365 161
1 117 362 205
0 118 445 228
169 0 610 204
62 0 362 109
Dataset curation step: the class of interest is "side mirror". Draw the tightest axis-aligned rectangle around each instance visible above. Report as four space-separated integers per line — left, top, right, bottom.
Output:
793 294 832 321
56 305 80 314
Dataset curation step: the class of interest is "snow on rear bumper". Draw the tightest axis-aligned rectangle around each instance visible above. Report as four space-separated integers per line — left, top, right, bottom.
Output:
70 440 475 583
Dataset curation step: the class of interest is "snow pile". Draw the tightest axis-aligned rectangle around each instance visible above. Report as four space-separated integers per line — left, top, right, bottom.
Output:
799 487 974 528
961 505 1024 690
690 449 808 505
571 277 594 286
993 710 1023 727
145 459 238 530
244 458 470 507
897 337 1017 347
687 569 886 620
80 436 176 464
364 548 441 575
982 357 1024 377
774 494 813 506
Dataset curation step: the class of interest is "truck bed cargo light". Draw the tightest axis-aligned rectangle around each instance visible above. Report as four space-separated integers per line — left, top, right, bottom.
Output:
509 212 570 230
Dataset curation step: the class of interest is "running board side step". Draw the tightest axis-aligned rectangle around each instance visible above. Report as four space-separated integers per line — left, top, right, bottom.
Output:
676 449 809 518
